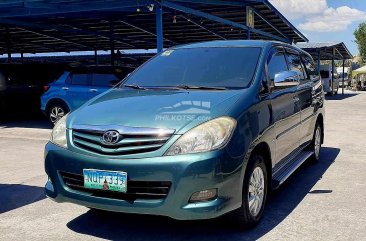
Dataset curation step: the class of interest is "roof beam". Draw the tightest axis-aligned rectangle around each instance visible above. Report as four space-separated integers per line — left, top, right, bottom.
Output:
0 0 155 18
0 19 93 49
116 19 178 44
0 18 139 49
167 0 259 7
251 8 291 42
161 1 290 43
59 23 136 48
334 47 343 59
14 42 60 53
263 0 308 42
179 15 226 40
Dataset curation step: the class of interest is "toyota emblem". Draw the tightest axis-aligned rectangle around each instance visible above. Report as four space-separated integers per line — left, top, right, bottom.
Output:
101 130 120 145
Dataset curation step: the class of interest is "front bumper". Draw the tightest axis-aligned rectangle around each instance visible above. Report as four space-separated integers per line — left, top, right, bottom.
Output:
44 142 245 220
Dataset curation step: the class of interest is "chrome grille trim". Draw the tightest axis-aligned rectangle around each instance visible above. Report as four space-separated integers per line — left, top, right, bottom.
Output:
72 124 175 136
71 125 174 156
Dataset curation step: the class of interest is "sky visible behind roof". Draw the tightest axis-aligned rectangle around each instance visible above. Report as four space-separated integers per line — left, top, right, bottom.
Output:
269 0 366 55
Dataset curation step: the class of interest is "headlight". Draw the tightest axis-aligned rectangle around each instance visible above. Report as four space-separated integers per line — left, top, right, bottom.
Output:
50 113 68 148
165 116 236 156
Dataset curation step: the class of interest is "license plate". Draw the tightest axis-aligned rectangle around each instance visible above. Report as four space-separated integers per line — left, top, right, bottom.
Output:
83 169 127 193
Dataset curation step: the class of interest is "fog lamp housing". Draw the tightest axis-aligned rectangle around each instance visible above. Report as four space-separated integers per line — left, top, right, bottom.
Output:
189 189 217 202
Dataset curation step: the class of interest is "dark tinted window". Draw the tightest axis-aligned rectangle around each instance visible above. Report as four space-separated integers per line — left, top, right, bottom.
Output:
71 74 89 85
92 74 119 87
124 47 262 89
302 55 318 80
286 52 306 81
267 48 288 82
0 72 6 90
320 71 329 79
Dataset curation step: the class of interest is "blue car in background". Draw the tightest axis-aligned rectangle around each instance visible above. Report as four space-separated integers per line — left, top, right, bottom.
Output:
41 67 133 124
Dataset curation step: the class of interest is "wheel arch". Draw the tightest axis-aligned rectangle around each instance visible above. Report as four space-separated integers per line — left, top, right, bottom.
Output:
45 98 70 114
249 141 272 189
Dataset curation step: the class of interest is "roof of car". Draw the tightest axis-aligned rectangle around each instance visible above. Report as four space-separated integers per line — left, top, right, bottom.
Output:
173 40 286 49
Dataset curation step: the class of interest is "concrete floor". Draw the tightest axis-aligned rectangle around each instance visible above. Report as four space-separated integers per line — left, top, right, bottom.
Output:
0 90 365 241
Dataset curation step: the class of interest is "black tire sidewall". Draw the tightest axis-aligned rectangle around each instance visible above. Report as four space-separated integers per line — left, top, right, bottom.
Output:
311 124 322 162
243 156 268 223
231 155 268 228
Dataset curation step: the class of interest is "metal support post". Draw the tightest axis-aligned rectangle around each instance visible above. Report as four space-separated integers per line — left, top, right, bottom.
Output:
342 59 345 94
156 4 163 52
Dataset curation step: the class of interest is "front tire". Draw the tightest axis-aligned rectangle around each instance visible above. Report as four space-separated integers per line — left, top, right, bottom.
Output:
310 123 322 162
47 102 69 125
230 155 268 229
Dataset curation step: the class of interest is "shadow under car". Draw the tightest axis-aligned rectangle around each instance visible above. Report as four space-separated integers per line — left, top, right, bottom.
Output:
0 184 46 214
66 147 340 241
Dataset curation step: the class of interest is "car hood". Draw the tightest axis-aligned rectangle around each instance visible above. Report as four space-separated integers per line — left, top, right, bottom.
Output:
68 89 244 134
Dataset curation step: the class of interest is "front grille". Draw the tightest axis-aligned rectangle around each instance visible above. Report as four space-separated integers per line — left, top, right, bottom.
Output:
60 171 171 201
72 126 174 156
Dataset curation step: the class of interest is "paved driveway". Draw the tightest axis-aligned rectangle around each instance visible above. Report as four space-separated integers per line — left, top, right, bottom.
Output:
0 90 365 241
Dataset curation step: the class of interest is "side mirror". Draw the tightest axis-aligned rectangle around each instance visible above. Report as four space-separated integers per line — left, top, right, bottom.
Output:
274 71 300 88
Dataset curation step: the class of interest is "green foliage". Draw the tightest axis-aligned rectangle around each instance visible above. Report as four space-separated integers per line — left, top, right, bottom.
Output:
354 22 366 64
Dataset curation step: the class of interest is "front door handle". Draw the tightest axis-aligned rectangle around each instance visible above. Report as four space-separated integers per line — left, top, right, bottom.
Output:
89 89 98 92
62 87 69 90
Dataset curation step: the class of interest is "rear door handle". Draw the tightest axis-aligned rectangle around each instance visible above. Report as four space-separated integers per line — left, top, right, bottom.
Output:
89 89 98 92
62 87 69 90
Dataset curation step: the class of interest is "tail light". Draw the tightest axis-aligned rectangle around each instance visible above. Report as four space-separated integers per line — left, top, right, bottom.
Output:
43 85 50 92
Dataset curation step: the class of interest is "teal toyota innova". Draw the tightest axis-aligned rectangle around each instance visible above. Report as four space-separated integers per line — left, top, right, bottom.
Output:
44 40 324 228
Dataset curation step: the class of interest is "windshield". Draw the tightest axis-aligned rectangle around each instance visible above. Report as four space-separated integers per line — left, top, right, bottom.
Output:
123 47 262 89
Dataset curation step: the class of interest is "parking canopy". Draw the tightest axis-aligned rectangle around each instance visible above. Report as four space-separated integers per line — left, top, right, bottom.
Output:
0 0 308 56
352 65 366 78
296 42 352 60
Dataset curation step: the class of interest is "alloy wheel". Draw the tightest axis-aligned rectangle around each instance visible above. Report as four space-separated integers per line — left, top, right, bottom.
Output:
50 106 65 124
248 166 265 217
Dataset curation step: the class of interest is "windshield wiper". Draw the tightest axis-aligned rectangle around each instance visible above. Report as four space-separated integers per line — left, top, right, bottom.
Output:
122 84 147 90
175 85 228 90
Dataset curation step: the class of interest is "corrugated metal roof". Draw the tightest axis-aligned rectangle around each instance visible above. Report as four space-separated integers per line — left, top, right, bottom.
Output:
0 0 307 55
296 42 352 60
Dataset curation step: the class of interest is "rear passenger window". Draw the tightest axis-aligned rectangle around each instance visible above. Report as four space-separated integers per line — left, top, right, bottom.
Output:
71 74 89 85
267 48 289 83
286 52 306 81
302 55 319 81
92 74 119 87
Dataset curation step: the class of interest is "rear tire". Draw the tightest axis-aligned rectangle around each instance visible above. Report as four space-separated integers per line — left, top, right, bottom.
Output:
230 155 268 229
47 102 69 125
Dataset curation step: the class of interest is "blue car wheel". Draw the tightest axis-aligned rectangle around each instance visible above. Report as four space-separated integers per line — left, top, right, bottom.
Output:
47 102 69 124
